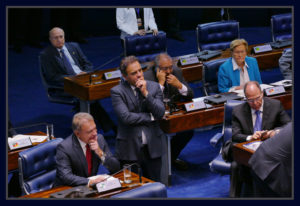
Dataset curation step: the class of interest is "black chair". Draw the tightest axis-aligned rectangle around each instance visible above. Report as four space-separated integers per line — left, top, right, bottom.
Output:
202 58 229 96
124 31 167 63
111 182 167 198
39 55 77 105
271 13 292 42
209 99 244 197
18 138 63 195
196 20 239 52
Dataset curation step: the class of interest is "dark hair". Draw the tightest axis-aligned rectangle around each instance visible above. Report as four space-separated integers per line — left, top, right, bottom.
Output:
244 81 261 97
119 56 139 76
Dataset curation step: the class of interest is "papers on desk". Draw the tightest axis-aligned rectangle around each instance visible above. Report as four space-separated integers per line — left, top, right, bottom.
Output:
270 79 292 88
243 141 262 152
8 134 48 150
96 175 122 193
192 97 213 108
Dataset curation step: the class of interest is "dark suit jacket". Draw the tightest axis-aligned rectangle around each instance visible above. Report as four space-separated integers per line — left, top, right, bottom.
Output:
111 80 165 161
232 97 291 143
40 42 93 87
54 134 120 187
249 122 292 197
143 65 194 101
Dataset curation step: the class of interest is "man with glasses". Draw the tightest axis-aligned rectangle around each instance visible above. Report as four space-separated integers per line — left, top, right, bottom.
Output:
144 53 194 170
230 81 290 196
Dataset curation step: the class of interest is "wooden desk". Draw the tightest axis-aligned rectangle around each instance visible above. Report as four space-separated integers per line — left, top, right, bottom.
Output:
64 43 290 109
232 141 259 167
160 91 292 134
21 172 154 198
8 131 48 172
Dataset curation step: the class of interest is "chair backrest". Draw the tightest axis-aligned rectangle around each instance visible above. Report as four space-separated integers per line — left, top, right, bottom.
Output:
222 100 244 144
271 13 292 42
39 55 76 105
202 58 229 95
18 138 63 195
196 20 240 52
124 31 167 63
111 182 167 198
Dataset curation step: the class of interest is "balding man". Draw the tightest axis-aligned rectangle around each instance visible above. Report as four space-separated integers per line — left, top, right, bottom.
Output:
231 81 290 197
54 112 120 187
40 27 116 133
144 53 194 170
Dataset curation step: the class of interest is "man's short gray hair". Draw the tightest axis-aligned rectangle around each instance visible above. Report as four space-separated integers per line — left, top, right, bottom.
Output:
72 112 94 131
154 53 172 67
244 81 262 97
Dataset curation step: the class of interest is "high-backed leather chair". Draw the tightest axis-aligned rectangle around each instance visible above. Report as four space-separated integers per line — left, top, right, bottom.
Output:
39 55 77 105
196 20 239 52
111 182 167 198
124 31 167 63
18 138 63 195
209 100 244 197
271 13 292 42
202 58 229 96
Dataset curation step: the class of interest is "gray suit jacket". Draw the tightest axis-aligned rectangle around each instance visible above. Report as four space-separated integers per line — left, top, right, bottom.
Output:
249 122 292 197
111 79 165 161
279 48 292 80
143 65 194 101
232 97 291 143
40 42 93 88
54 134 120 187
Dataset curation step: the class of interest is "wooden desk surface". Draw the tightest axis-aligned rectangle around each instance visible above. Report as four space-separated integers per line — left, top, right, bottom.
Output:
160 91 292 134
8 131 49 172
232 140 260 167
21 172 154 198
64 43 291 101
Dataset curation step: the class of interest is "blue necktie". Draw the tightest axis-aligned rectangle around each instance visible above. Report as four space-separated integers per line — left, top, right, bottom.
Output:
60 49 76 75
253 110 262 133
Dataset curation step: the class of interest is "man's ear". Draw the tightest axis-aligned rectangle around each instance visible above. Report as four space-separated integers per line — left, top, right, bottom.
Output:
122 74 128 81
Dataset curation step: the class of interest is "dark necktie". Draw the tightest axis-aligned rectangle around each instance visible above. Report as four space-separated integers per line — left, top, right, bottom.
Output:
86 144 92 176
135 88 143 111
254 110 262 133
60 49 76 75
163 83 170 99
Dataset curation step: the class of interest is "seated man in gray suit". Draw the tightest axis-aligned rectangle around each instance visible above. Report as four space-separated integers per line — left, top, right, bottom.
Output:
249 122 292 197
40 27 116 134
111 56 165 182
144 53 194 170
54 112 120 187
231 81 291 196
279 48 292 80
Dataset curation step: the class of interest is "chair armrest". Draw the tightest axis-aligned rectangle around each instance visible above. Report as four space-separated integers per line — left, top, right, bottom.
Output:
210 133 223 147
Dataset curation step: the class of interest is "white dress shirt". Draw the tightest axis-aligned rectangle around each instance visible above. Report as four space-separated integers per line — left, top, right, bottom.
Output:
58 45 82 74
229 58 250 92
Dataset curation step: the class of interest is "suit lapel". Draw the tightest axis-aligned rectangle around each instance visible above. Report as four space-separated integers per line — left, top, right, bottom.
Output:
122 81 139 109
261 98 269 130
65 43 80 67
244 104 254 134
52 47 66 71
72 135 89 177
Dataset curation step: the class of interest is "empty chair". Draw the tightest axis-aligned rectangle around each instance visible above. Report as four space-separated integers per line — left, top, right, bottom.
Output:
202 58 229 96
39 55 77 105
196 20 239 52
271 13 292 42
209 100 244 197
111 182 167 198
124 31 167 63
18 138 63 195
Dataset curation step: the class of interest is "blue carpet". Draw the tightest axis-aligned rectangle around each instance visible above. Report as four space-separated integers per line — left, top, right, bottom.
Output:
8 27 284 198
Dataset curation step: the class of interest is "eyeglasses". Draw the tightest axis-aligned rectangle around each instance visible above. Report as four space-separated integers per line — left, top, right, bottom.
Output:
159 65 173 71
246 93 263 103
233 50 246 55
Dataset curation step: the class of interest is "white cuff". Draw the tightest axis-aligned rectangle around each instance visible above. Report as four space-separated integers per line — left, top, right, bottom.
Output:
178 84 188 96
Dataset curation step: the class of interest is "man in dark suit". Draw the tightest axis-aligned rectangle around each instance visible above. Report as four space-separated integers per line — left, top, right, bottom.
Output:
249 122 292 197
54 112 120 187
111 56 165 182
40 27 116 133
144 53 194 170
231 81 291 196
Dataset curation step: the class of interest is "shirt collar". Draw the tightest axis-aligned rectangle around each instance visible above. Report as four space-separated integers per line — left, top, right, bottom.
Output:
57 45 66 53
76 135 87 149
232 58 249 71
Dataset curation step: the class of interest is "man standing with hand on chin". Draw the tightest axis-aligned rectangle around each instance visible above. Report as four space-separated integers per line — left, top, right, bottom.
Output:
111 56 165 182
54 113 120 187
